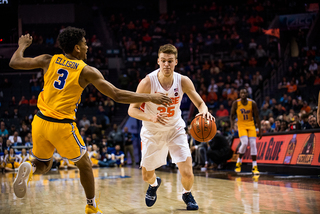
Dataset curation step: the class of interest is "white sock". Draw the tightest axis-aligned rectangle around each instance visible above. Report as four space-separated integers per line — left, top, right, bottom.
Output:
150 178 158 187
183 188 191 194
252 161 257 167
87 197 96 208
237 158 242 163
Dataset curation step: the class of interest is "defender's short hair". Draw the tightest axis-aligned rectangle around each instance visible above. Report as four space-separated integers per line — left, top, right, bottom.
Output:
57 26 86 54
158 44 178 59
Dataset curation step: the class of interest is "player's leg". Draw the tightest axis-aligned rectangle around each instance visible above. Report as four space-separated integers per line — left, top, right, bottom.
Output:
140 127 166 207
13 115 54 198
235 128 249 172
248 128 259 174
52 122 102 214
177 157 194 190
169 128 198 210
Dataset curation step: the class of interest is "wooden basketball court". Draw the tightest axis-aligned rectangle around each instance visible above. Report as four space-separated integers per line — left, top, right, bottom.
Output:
1 167 320 213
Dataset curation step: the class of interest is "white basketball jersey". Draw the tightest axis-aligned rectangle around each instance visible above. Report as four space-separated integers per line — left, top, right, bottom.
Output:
141 69 186 131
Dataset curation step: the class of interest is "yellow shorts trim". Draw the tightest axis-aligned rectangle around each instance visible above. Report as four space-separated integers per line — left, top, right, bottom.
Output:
32 115 86 162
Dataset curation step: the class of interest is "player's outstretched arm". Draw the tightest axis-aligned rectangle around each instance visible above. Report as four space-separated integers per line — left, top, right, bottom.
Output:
128 77 169 125
252 101 262 139
9 34 52 71
181 76 215 121
230 101 237 130
82 66 172 106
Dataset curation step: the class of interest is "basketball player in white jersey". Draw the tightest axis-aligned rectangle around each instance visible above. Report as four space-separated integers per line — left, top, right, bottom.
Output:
128 44 214 210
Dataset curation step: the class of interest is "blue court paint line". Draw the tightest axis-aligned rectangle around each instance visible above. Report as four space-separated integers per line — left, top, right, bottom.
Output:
48 175 130 182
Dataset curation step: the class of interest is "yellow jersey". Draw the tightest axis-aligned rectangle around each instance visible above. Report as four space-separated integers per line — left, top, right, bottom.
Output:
236 98 255 128
37 54 87 120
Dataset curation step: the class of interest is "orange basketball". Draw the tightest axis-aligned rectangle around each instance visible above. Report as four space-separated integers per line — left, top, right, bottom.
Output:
189 115 217 142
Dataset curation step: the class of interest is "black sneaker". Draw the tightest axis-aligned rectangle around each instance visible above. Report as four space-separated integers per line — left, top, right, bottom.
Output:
182 192 199 210
145 177 161 207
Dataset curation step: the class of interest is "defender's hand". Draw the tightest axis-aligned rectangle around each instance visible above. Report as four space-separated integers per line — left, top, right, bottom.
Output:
150 93 172 106
196 111 215 122
19 34 33 49
151 112 168 125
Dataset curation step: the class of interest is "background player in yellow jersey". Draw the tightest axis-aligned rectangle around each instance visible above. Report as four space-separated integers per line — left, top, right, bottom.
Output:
9 27 172 214
230 88 262 175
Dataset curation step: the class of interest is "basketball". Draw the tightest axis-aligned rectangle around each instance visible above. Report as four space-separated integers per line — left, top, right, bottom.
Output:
189 115 217 142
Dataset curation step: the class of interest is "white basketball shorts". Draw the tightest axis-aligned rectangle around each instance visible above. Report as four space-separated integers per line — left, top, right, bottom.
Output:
140 126 191 171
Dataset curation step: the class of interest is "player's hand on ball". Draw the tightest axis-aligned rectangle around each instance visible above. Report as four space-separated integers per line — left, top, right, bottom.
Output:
19 34 33 49
150 93 172 106
151 113 168 125
196 111 215 122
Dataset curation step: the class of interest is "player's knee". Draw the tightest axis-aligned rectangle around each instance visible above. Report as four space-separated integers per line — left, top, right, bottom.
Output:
180 169 193 179
142 172 153 182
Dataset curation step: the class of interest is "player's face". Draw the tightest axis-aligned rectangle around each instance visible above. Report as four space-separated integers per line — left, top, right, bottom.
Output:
157 53 177 77
240 89 248 99
78 37 88 60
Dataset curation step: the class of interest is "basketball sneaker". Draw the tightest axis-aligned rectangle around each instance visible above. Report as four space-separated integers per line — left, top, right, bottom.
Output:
145 177 161 207
252 166 260 175
182 192 199 210
85 202 103 214
234 162 241 173
13 161 33 198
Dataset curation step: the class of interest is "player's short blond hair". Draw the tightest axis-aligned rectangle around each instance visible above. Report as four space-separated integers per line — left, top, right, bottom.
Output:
158 44 178 59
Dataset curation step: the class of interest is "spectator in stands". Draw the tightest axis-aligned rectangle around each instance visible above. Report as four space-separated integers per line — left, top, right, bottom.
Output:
31 82 41 93
19 96 29 106
280 120 289 132
5 148 22 170
309 116 319 129
19 124 30 144
263 121 274 133
24 136 32 147
244 83 252 98
207 78 218 93
9 96 17 107
123 127 135 166
278 77 289 89
273 103 286 118
97 105 110 126
2 78 12 88
12 108 21 119
251 74 259 86
301 101 311 113
248 57 257 67
1 110 10 119
0 122 9 139
104 97 115 118
108 124 123 147
90 116 102 135
248 38 257 56
234 75 243 88
309 60 318 74
273 119 281 132
19 148 29 164
289 114 301 130
8 131 22 145
8 125 17 136
111 144 125 167
227 88 238 101
256 45 267 59
216 105 229 118
260 104 272 120
79 115 90 129
280 80 296 97
29 95 37 106
314 73 320 85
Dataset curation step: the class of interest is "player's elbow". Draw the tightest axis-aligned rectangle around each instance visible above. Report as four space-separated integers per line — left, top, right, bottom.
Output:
128 107 134 118
9 60 18 69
